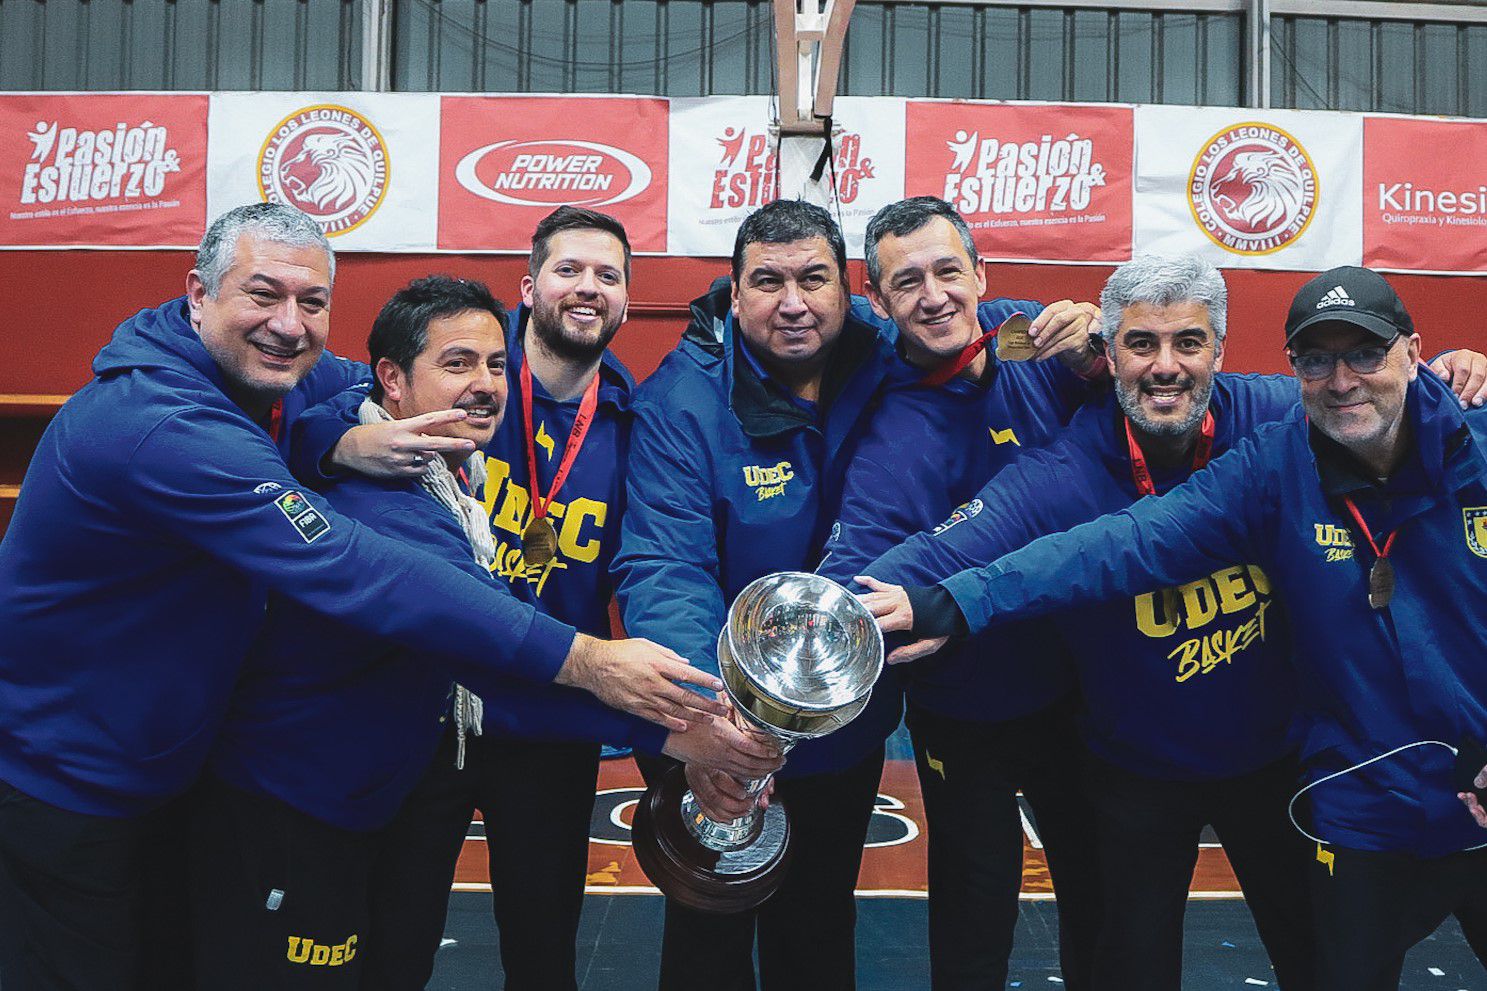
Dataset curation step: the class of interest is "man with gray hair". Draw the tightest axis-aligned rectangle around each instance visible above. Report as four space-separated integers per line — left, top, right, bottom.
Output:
868 264 1487 990
0 203 722 991
854 254 1484 989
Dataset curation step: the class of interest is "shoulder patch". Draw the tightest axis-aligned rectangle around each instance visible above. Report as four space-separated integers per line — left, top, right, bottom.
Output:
932 498 984 536
1465 506 1487 559
254 481 284 494
275 489 331 544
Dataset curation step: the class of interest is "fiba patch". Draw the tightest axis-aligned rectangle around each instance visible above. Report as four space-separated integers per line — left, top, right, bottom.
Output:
275 489 330 544
1465 506 1487 559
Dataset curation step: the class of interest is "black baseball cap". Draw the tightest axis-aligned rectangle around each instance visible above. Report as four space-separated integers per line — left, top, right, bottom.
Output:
1284 266 1414 346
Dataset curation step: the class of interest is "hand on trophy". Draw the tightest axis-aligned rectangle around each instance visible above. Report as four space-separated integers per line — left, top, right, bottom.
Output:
662 697 785 781
854 576 952 665
684 762 776 822
554 634 728 732
631 573 884 913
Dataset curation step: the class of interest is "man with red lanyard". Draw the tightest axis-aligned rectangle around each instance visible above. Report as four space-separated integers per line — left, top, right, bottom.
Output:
854 256 1487 990
298 207 685 989
815 196 1108 990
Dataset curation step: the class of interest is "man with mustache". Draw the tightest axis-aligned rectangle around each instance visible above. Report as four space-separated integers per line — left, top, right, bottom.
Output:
0 204 720 991
854 256 1487 990
296 207 747 990
194 274 777 990
612 199 898 990
370 207 683 991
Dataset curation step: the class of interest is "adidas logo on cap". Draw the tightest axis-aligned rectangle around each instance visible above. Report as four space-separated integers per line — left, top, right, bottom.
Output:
1316 286 1355 309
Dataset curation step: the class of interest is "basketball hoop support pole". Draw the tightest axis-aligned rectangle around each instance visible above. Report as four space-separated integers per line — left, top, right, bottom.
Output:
772 0 856 206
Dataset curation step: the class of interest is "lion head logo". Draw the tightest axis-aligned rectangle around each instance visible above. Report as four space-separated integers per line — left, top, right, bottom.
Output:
278 130 376 214
1188 123 1318 255
259 105 389 237
1211 150 1307 234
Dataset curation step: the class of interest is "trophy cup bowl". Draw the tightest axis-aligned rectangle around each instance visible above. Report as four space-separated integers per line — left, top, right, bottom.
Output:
631 572 884 913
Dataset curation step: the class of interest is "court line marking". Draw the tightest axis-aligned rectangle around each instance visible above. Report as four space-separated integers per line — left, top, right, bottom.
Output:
450 883 1247 901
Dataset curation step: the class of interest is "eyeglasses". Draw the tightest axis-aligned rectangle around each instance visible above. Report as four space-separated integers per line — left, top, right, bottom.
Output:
1287 335 1401 382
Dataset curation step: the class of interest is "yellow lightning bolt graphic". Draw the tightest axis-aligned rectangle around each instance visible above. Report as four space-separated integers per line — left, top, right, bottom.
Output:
1316 843 1335 877
989 427 1021 447
535 421 556 461
926 751 946 780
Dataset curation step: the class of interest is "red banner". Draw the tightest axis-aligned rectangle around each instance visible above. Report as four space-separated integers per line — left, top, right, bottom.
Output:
438 96 669 252
905 102 1133 263
1363 117 1487 273
0 94 207 248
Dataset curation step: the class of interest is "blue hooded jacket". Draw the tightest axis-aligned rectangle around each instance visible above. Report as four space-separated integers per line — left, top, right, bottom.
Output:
291 303 635 644
0 298 575 817
941 369 1487 854
211 468 665 832
611 281 894 778
819 297 1104 729
866 373 1301 780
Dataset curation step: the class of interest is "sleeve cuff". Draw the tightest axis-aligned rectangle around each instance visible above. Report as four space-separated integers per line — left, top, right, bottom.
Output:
905 584 968 639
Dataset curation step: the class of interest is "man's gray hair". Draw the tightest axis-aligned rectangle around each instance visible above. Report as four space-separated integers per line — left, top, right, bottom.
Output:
195 202 335 297
1099 254 1227 345
863 196 978 287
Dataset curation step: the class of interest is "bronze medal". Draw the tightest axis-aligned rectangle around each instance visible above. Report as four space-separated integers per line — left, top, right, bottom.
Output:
1368 557 1395 610
522 517 559 567
994 314 1037 362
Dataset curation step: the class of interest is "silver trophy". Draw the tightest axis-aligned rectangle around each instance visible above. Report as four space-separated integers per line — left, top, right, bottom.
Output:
632 572 884 912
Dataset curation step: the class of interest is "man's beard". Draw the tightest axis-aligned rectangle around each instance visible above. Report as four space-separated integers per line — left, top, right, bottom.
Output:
529 294 623 363
1115 373 1214 438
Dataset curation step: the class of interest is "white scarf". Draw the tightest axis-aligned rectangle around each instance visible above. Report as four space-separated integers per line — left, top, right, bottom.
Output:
358 399 491 768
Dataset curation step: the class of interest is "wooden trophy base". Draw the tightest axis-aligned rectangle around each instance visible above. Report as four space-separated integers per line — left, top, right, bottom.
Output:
630 764 792 914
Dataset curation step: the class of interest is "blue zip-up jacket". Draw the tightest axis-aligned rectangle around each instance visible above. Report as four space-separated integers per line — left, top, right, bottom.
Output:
290 305 634 642
210 470 665 831
867 374 1300 780
940 369 1487 853
0 298 575 817
819 297 1103 727
612 281 894 778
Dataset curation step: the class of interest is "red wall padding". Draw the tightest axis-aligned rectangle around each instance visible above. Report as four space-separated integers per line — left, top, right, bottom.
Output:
4 251 1484 396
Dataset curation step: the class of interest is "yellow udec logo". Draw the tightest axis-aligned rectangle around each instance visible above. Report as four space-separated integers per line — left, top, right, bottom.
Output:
286 934 358 967
1313 523 1354 563
742 461 795 501
1465 507 1487 559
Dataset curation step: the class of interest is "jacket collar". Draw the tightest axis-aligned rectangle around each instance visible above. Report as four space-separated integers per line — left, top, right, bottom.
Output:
1310 369 1471 500
682 278 890 440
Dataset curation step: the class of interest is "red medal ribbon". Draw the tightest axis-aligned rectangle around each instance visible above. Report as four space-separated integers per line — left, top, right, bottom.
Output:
918 312 1029 387
1341 497 1399 567
1124 410 1215 497
521 358 600 528
265 399 284 443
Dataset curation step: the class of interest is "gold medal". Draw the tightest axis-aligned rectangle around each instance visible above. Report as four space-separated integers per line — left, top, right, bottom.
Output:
994 314 1037 362
522 517 559 567
1367 557 1394 610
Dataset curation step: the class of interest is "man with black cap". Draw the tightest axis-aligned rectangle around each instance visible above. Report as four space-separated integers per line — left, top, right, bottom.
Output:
864 265 1487 990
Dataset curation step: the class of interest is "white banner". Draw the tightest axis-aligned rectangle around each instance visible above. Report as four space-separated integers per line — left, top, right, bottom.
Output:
207 93 440 251
666 95 905 257
1132 106 1363 271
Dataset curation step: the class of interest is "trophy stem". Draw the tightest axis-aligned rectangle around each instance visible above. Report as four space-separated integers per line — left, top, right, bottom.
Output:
630 763 794 914
682 737 796 852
